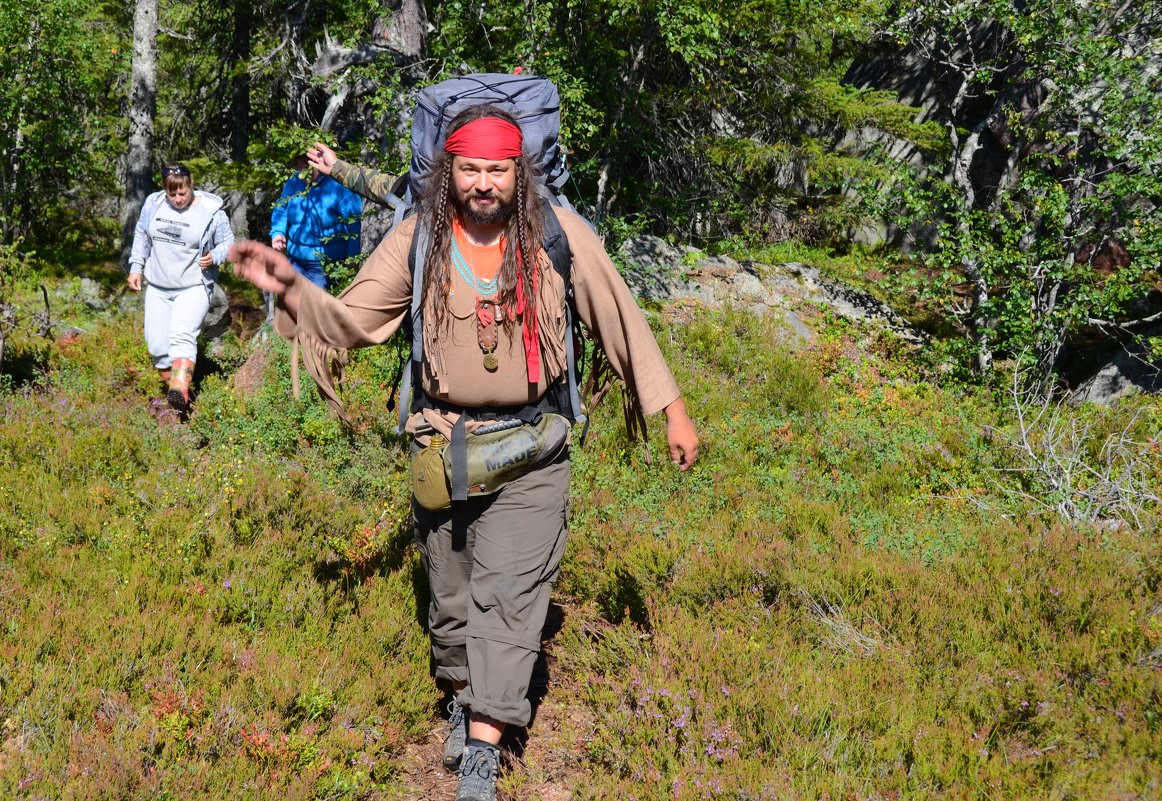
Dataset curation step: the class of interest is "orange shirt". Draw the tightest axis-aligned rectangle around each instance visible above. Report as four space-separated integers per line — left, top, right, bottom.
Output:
450 218 503 297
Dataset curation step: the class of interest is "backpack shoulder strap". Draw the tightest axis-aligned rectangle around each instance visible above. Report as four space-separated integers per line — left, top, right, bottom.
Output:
395 218 429 435
539 201 590 442
540 199 571 286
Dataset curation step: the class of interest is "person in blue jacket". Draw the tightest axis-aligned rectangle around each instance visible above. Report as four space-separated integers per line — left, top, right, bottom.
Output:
270 154 362 290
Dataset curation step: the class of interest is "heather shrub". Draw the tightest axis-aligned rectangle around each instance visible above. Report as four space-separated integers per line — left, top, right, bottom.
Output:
1 273 1159 800
0 278 428 800
558 520 1161 800
670 306 830 419
559 306 1159 799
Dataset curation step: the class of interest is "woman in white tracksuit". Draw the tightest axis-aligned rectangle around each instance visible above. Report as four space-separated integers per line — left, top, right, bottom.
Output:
127 163 234 411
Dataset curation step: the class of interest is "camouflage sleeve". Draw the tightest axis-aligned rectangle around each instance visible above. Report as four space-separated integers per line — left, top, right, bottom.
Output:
330 159 399 207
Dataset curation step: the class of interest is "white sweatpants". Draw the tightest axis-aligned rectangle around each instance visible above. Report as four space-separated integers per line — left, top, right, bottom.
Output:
143 283 210 369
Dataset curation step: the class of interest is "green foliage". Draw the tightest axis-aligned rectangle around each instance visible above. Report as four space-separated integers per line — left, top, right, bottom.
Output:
424 0 931 243
251 125 338 177
150 0 371 163
1 264 1160 799
677 307 830 417
1 1 1161 794
0 243 55 383
0 277 430 800
557 307 1160 800
883 0 1162 384
0 0 123 241
323 252 365 294
0 241 38 289
561 519 1162 800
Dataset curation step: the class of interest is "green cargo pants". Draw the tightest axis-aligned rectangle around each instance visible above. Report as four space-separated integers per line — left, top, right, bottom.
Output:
413 453 570 727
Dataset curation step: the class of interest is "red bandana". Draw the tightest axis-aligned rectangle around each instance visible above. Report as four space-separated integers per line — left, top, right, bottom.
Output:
443 117 524 160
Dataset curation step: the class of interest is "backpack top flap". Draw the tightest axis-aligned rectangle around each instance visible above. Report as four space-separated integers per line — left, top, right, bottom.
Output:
408 73 569 203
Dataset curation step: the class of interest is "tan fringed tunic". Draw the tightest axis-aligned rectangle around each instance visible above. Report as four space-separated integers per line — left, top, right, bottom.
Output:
277 206 680 437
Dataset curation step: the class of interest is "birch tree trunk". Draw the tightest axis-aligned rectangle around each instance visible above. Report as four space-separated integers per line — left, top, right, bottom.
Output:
3 24 40 241
119 0 158 273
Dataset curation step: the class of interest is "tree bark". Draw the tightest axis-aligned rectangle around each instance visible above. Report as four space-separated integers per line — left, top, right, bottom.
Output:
373 0 427 57
312 0 426 79
945 69 996 374
595 35 651 223
320 82 351 132
227 0 252 240
230 0 251 164
119 0 159 273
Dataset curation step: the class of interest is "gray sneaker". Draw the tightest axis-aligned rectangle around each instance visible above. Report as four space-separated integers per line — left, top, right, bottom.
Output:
442 699 468 771
455 743 500 801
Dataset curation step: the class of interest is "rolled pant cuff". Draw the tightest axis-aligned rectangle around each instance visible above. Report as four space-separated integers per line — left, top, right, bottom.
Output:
434 665 468 683
457 690 531 728
467 625 543 652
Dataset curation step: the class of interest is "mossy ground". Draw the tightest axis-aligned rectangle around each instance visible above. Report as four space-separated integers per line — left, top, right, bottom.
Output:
0 260 1159 800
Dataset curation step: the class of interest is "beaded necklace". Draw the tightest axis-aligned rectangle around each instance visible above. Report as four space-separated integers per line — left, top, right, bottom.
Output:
450 219 506 371
450 234 498 297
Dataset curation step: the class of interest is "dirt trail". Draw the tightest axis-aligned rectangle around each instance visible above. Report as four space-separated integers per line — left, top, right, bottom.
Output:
392 649 590 801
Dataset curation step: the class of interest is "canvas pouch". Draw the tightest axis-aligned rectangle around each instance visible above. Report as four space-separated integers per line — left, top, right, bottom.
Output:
411 413 570 511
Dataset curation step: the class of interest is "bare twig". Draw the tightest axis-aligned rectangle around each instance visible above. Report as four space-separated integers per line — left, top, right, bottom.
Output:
1087 309 1162 330
992 362 1161 526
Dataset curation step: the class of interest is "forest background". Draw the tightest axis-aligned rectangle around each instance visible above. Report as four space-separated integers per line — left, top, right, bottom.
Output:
1 0 1161 799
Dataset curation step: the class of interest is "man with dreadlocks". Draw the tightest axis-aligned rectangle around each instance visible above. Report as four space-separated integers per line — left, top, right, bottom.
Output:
230 105 698 801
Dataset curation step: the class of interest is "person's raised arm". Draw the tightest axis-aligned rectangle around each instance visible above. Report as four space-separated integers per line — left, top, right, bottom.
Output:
314 143 398 207
229 240 303 319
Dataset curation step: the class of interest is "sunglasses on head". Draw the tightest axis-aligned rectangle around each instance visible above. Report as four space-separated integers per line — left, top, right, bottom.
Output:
162 165 190 177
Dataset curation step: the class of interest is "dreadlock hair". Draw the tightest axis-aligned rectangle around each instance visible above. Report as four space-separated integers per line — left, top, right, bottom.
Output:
418 104 546 339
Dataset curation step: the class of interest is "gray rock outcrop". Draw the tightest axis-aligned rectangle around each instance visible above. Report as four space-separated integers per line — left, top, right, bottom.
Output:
202 283 232 342
1071 325 1162 405
617 235 1162 404
618 235 926 345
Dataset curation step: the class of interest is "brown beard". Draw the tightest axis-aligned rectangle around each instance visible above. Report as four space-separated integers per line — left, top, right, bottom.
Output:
460 192 515 226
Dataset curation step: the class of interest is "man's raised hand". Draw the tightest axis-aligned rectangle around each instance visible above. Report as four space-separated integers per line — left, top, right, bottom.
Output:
229 240 298 297
307 142 338 176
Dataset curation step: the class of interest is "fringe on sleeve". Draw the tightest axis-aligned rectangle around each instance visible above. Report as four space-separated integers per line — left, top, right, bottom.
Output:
292 332 351 423
583 344 650 465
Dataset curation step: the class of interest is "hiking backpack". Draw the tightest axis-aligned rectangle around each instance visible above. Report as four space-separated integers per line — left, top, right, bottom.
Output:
385 73 590 439
384 72 580 226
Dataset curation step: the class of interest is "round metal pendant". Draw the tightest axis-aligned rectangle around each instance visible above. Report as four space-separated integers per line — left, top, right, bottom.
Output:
483 351 499 372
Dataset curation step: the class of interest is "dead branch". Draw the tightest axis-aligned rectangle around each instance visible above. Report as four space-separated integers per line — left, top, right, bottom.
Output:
995 362 1161 526
311 29 417 79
